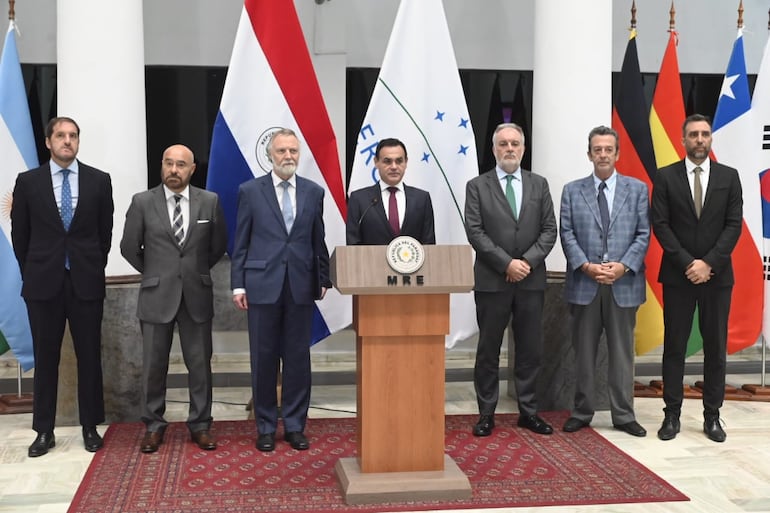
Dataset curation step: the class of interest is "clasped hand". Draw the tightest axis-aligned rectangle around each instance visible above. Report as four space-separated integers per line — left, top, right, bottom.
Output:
685 259 712 284
505 259 531 282
583 262 624 285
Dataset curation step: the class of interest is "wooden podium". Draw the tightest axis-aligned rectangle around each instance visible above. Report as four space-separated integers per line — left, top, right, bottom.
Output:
330 244 474 504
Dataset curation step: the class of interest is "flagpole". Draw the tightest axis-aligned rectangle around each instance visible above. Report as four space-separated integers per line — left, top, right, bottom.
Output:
738 0 770 397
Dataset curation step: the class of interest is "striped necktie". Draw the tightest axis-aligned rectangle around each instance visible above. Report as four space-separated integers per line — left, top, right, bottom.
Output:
172 194 184 245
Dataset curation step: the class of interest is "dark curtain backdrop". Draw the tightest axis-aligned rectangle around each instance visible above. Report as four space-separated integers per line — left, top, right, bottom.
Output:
19 64 739 191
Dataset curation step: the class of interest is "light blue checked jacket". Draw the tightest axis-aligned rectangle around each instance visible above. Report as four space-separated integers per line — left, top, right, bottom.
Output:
560 173 650 307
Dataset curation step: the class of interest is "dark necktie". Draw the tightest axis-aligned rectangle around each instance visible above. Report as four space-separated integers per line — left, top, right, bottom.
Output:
693 166 703 219
387 186 400 236
172 194 184 245
505 175 518 221
280 181 294 232
597 181 610 260
61 169 73 231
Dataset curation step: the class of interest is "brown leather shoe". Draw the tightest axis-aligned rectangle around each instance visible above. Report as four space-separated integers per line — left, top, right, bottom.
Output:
191 430 217 450
140 431 164 453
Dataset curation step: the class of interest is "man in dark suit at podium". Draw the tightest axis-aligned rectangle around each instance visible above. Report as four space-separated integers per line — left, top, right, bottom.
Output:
465 123 557 437
346 138 435 245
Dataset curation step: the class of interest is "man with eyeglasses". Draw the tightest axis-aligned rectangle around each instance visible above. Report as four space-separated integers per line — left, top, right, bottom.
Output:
346 138 435 245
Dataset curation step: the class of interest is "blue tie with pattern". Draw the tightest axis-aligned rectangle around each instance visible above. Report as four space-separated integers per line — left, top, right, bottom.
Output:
61 169 73 231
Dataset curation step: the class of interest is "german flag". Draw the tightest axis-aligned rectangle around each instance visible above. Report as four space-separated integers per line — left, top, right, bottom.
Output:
611 29 661 355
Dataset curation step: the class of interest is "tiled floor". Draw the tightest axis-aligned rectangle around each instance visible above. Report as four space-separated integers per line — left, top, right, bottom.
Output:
1 377 770 513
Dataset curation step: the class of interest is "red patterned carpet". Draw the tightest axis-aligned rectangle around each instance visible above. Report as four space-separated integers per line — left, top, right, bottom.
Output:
68 412 687 512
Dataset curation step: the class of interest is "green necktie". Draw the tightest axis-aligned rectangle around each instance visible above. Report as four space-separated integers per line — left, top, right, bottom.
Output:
505 175 518 220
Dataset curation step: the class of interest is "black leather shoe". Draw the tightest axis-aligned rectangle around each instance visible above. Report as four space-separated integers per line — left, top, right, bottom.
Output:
82 426 104 452
517 414 553 435
703 416 726 443
28 432 55 458
285 431 309 450
657 415 680 441
563 417 589 433
472 414 495 437
257 433 275 452
613 421 647 437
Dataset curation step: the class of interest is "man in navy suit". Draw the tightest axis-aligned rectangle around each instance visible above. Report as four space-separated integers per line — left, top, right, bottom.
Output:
465 123 557 437
651 114 742 443
346 138 435 245
231 128 332 452
11 117 113 457
559 126 650 437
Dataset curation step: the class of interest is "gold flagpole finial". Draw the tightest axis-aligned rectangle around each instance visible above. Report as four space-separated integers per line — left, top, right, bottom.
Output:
738 0 744 29
669 2 676 32
630 0 637 30
9 0 16 21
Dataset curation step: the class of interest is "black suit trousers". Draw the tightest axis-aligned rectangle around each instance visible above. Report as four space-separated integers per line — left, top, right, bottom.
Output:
26 272 105 433
662 284 731 415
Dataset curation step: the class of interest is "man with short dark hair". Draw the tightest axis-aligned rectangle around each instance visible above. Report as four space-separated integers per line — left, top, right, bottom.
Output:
12 117 113 457
651 114 743 443
346 137 435 245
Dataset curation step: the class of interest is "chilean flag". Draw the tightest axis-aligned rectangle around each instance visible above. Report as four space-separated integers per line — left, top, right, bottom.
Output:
206 0 350 344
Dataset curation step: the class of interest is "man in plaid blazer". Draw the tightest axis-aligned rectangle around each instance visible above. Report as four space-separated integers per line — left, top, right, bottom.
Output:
559 126 650 437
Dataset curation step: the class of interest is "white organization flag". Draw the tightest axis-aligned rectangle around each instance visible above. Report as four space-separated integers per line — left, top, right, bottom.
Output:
349 0 478 347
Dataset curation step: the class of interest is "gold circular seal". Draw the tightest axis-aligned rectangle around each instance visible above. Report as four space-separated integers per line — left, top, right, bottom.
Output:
386 236 425 274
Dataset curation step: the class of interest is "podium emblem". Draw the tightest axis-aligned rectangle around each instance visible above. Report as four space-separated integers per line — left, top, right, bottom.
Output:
386 236 425 274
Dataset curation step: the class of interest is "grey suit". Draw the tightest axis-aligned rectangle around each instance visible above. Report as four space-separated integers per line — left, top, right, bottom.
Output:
465 168 556 416
560 172 649 424
121 185 227 432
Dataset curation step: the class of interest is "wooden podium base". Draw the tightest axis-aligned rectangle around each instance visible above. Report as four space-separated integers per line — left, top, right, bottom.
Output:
0 393 33 414
334 455 471 505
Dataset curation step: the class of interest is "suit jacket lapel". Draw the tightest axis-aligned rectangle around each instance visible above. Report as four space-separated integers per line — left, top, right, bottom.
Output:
486 171 515 222
37 164 61 224
702 159 719 211
371 183 391 230
674 162 698 218
578 177 603 229
186 187 202 243
151 186 178 244
262 175 288 233
610 176 631 228
295 177 308 231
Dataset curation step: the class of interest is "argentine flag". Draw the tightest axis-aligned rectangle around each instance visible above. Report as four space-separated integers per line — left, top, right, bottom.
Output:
349 0 479 347
206 0 350 343
0 21 36 371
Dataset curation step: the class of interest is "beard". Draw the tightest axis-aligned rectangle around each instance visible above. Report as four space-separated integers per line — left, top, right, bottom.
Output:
274 161 297 178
